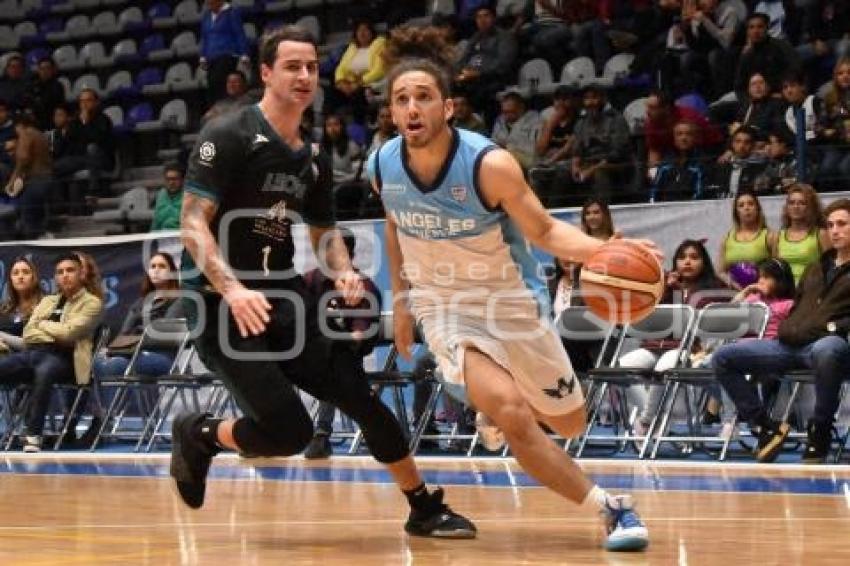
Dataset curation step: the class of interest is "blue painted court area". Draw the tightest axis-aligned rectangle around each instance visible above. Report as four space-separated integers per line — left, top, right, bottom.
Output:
1 459 850 497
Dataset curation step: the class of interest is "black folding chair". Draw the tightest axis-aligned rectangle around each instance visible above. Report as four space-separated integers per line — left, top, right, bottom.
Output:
89 318 192 451
576 305 696 458
650 302 770 460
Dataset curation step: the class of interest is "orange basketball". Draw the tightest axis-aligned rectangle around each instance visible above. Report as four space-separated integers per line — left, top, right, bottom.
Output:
578 240 664 325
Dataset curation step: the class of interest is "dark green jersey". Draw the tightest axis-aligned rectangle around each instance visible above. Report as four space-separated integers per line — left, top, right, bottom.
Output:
181 104 334 291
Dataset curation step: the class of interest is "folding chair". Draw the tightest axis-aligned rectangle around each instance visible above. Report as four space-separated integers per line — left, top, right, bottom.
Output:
554 306 617 453
89 317 191 450
49 325 110 450
350 311 434 454
772 350 850 462
649 302 770 460
136 343 220 452
1 325 109 451
576 305 696 458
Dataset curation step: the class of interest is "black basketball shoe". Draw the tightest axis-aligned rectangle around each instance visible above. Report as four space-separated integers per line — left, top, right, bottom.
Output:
170 412 218 509
404 487 477 539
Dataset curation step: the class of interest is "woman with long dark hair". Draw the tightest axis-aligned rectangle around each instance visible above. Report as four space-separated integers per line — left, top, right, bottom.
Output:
93 252 183 378
0 256 43 354
621 239 730 436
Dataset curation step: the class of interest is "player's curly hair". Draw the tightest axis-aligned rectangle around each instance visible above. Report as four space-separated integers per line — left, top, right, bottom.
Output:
383 26 456 99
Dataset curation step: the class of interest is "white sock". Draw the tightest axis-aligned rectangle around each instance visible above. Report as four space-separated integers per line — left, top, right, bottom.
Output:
581 485 614 513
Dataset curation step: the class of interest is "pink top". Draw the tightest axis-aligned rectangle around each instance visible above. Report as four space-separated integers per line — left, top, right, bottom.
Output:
745 294 794 339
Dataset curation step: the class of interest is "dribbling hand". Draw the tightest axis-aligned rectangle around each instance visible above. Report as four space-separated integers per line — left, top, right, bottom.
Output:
394 306 415 361
223 286 272 337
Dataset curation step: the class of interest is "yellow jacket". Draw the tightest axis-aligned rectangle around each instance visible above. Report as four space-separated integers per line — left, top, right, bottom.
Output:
334 36 386 86
23 289 103 385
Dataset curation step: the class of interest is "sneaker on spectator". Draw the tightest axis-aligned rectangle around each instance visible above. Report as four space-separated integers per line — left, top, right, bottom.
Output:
755 420 790 463
801 420 833 464
475 412 505 452
23 435 41 453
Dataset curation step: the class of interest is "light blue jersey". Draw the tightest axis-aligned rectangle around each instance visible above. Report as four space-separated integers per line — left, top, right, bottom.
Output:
367 128 549 313
367 128 579 415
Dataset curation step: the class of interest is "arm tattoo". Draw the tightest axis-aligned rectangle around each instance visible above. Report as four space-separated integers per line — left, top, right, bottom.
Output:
181 192 240 293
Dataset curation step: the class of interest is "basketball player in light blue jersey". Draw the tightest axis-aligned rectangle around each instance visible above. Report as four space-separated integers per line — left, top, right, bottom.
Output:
368 27 661 552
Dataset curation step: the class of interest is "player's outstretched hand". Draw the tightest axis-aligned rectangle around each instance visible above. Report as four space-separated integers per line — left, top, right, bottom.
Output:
335 270 365 306
224 286 272 337
394 305 415 360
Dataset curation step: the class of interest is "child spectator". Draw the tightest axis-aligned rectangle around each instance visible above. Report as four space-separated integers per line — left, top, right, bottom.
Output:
754 128 799 193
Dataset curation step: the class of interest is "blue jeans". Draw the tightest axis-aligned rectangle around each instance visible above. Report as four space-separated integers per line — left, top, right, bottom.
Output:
93 351 174 378
712 336 850 426
0 348 75 435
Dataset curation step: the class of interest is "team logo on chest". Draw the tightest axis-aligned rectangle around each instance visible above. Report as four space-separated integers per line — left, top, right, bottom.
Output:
252 200 290 242
199 141 216 165
450 185 468 203
266 201 288 222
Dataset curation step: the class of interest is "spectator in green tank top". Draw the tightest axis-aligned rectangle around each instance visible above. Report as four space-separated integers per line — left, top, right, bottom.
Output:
717 192 775 290
768 184 831 284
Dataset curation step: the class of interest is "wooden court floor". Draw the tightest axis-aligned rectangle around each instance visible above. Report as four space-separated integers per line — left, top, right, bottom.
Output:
0 455 849 565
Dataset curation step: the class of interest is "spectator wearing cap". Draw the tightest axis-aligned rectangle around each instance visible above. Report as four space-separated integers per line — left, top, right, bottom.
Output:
491 91 542 171
27 57 65 131
734 12 799 96
0 55 28 112
455 6 518 124
200 0 251 104
644 89 722 170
